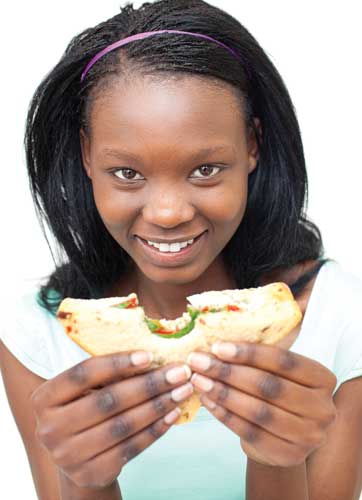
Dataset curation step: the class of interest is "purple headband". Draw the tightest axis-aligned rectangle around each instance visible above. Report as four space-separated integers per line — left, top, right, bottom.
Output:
81 30 246 82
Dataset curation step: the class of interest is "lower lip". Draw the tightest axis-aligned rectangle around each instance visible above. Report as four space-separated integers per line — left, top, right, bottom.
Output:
135 231 207 266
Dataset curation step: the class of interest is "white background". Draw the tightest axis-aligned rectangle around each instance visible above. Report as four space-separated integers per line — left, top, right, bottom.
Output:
1 0 361 498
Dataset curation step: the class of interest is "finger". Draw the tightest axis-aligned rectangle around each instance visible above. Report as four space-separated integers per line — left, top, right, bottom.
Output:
199 396 308 468
197 342 336 390
188 353 324 418
53 384 193 468
32 351 156 407
59 364 192 434
192 375 323 447
63 412 182 489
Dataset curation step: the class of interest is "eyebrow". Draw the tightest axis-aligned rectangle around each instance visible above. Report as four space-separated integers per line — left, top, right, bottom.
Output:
101 145 234 162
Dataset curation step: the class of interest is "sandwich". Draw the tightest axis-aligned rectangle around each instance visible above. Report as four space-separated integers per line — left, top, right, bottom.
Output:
57 282 302 424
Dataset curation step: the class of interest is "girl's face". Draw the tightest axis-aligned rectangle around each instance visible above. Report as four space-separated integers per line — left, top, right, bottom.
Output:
80 76 259 286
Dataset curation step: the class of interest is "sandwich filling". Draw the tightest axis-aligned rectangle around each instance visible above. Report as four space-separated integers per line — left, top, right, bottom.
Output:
113 296 138 309
113 298 243 339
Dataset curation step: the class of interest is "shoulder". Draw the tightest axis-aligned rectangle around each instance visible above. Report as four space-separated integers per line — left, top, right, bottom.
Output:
0 287 55 340
307 260 362 321
0 286 89 379
301 261 362 393
0 288 56 379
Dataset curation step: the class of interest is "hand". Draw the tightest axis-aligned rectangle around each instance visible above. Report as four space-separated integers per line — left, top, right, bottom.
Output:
31 351 193 489
187 342 337 467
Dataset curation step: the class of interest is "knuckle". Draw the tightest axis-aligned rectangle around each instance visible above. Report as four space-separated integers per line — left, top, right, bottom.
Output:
144 371 161 398
319 403 337 428
242 343 257 364
215 384 229 404
243 423 260 444
216 361 232 380
152 395 168 415
278 350 298 371
110 415 133 440
109 353 128 375
147 420 165 439
258 374 282 400
52 443 73 467
217 405 233 425
253 404 273 426
68 362 88 385
95 389 118 414
35 421 58 449
120 441 140 465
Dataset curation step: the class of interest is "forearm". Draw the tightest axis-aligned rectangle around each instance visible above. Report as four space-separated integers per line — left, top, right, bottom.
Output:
58 471 122 500
246 458 309 500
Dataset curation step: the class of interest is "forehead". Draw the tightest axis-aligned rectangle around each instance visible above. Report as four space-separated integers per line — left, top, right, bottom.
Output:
88 75 246 148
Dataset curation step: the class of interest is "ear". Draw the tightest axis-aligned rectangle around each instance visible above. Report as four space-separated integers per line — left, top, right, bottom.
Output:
79 128 92 179
247 117 262 174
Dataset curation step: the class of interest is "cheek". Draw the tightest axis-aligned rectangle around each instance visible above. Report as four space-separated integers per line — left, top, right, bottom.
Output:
198 178 248 224
91 181 138 230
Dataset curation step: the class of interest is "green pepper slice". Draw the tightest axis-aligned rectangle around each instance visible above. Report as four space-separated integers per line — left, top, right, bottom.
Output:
145 306 201 339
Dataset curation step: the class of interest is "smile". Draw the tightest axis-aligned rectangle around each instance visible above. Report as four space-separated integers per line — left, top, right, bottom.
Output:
135 231 207 266
145 238 195 253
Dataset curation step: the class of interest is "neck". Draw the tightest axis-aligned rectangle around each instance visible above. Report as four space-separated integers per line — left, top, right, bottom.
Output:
125 257 237 320
105 258 320 320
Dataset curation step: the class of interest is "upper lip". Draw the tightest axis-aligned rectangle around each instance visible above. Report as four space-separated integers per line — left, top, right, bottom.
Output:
136 231 206 244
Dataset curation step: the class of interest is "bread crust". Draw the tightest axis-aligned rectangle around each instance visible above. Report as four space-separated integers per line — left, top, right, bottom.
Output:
57 283 302 424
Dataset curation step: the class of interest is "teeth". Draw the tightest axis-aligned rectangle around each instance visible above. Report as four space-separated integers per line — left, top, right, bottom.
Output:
160 243 173 252
146 238 195 252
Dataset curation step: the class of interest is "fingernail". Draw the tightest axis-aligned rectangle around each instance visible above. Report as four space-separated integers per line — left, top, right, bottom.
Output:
166 365 192 384
187 352 211 371
164 407 181 425
130 351 153 366
212 342 237 357
171 382 194 402
191 373 214 392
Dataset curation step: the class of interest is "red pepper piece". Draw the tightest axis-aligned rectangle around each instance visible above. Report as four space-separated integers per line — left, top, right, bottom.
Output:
227 305 240 311
113 297 138 309
154 329 176 335
125 297 138 308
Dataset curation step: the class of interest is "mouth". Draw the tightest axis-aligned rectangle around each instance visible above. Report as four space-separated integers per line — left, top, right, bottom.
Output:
135 231 208 266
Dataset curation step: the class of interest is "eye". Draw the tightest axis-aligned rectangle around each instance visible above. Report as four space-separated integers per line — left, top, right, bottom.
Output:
113 168 145 181
190 165 223 179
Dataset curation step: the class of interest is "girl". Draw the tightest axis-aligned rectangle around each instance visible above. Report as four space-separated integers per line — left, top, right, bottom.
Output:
1 1 362 499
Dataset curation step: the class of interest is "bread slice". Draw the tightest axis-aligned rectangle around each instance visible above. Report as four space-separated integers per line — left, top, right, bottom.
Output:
57 283 302 424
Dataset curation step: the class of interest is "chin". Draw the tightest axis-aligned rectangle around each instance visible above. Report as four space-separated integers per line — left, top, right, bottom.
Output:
138 263 206 286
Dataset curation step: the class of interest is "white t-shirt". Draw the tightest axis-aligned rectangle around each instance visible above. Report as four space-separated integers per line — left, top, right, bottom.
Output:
2 260 362 499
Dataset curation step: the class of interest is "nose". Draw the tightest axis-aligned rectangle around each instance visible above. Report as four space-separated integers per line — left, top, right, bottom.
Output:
141 188 196 228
